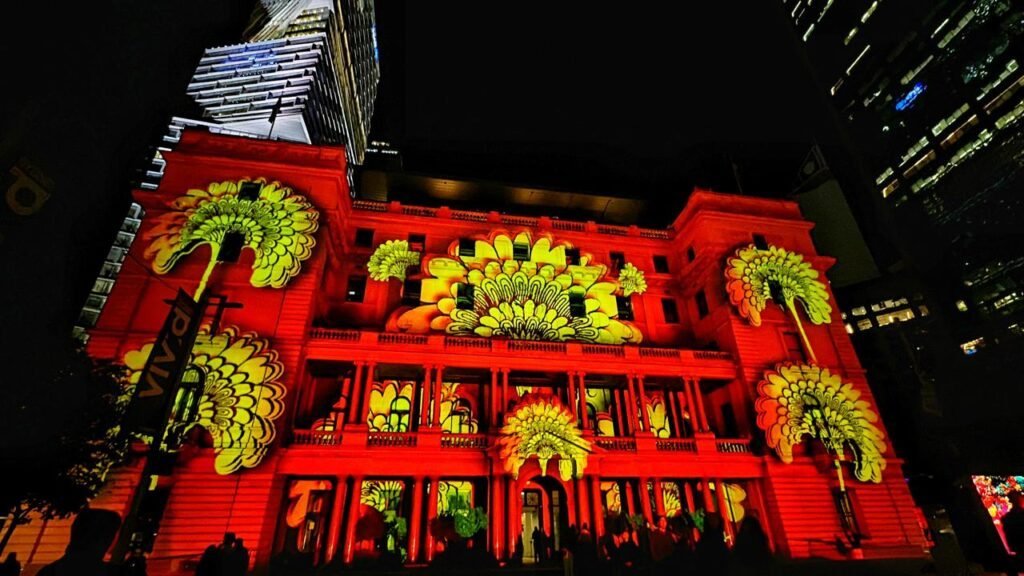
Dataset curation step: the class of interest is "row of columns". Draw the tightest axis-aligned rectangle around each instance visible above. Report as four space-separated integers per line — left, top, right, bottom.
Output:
332 363 710 436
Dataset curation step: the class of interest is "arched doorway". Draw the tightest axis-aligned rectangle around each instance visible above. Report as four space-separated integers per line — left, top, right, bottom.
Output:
520 475 569 564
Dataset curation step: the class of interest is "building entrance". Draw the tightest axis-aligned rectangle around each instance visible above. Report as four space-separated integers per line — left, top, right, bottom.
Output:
520 476 568 564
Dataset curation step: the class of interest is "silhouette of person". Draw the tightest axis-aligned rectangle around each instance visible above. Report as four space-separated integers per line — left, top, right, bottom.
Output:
730 515 773 576
695 512 729 576
217 532 237 576
196 544 219 576
230 537 250 575
37 508 122 576
0 553 21 576
1002 492 1024 574
531 527 543 563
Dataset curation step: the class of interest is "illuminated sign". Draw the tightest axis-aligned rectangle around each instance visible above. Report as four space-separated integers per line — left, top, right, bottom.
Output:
895 83 926 111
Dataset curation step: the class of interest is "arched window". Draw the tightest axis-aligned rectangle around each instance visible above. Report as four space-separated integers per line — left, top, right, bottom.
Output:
388 396 411 432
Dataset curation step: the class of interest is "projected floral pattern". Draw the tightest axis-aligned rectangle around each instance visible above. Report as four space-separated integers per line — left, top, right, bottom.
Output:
617 263 648 296
439 383 479 434
367 239 421 282
662 482 682 518
725 243 831 361
973 475 1024 520
366 381 415 432
498 395 590 480
145 178 319 297
646 393 672 439
361 480 405 512
601 481 622 514
755 363 887 483
124 326 287 475
387 231 642 344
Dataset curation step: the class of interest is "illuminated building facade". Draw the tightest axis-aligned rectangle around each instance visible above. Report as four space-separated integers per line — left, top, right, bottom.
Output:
6 131 930 570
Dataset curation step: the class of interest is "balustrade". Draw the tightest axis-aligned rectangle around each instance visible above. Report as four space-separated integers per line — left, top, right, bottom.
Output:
367 432 418 448
291 429 341 446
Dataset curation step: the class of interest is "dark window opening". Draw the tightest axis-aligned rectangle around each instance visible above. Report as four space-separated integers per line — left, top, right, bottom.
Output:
653 255 670 274
218 231 245 263
408 233 426 252
456 284 475 310
616 296 634 320
610 251 626 271
695 290 709 319
570 291 587 317
346 275 367 302
355 228 375 248
513 242 531 261
566 248 581 265
459 238 476 257
238 181 261 201
687 246 696 262
402 278 422 305
721 403 739 437
662 298 680 323
753 234 769 250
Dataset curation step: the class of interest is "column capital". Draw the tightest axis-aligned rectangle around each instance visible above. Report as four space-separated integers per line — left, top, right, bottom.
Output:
578 371 587 378
354 360 366 367
501 367 510 374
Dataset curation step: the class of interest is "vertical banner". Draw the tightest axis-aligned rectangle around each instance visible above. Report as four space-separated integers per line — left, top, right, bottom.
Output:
124 289 204 435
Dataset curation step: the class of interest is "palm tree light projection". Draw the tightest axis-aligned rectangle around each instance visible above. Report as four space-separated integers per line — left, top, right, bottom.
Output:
145 178 319 298
367 239 421 282
124 326 287 475
755 363 887 487
725 243 831 362
497 395 591 481
383 231 643 345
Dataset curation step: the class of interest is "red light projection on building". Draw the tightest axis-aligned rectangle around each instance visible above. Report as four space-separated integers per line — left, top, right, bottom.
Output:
5 131 930 570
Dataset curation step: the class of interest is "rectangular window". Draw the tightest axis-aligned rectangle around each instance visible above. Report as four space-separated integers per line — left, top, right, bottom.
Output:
695 290 709 319
653 255 670 274
402 278 422 305
408 233 426 252
570 292 587 317
782 331 805 361
686 246 696 262
458 238 476 257
456 284 475 310
610 251 626 272
346 275 367 302
753 234 769 250
355 228 375 248
616 296 634 321
513 241 531 261
565 248 581 265
662 298 680 323
238 181 261 201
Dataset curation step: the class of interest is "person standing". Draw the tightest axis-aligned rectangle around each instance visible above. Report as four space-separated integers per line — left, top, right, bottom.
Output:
37 509 122 576
230 538 250 575
531 527 543 563
695 513 729 576
729 515 773 576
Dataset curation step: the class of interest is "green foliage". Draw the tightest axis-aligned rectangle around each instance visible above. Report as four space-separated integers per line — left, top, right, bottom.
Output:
689 509 706 533
454 507 488 539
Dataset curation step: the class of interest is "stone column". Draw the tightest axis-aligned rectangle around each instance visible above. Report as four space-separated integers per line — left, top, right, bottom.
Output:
501 368 510 421
625 374 641 432
577 372 589 431
637 374 653 433
342 476 364 563
420 365 433 428
639 478 654 525
682 376 697 433
425 476 440 562
652 478 666 518
348 362 364 424
507 476 519 556
566 371 578 419
716 478 736 544
491 475 505 559
324 475 349 562
431 366 444 428
407 476 425 563
589 476 605 539
489 367 500 427
360 362 378 424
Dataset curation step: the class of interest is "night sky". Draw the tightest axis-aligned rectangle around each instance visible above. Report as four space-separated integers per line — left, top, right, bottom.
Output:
372 2 838 210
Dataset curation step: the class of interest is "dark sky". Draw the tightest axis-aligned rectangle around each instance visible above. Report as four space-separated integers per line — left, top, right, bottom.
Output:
372 2 836 206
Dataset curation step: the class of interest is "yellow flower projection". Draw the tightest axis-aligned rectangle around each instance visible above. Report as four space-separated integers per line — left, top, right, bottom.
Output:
755 363 887 483
498 395 591 481
724 243 831 361
439 383 479 434
366 380 415 432
586 389 617 437
388 231 642 345
367 239 421 282
437 481 474 514
617 262 648 296
662 482 682 518
712 482 748 523
601 481 622 514
124 326 287 475
144 178 319 297
361 480 405 512
646 393 672 439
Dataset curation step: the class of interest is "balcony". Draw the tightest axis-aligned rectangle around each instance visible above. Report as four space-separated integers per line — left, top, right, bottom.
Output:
304 328 736 379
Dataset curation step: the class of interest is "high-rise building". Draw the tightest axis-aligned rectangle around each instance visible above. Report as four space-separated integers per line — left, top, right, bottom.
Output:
783 1 1024 565
5 131 931 571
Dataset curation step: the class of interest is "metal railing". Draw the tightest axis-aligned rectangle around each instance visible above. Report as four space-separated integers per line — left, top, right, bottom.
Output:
367 432 418 448
715 439 752 454
291 429 341 446
655 438 697 452
440 434 489 449
595 437 637 451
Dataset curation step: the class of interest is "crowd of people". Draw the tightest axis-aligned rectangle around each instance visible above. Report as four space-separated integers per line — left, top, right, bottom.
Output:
558 512 775 576
196 533 250 576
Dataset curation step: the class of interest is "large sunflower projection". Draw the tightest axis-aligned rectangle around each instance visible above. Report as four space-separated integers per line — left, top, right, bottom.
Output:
124 327 287 475
144 178 319 297
497 395 590 481
367 240 421 282
755 363 887 484
386 231 642 345
725 243 831 361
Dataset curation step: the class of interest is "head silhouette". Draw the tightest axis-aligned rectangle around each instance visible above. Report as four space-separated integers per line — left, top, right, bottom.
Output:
222 532 236 547
67 509 121 558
